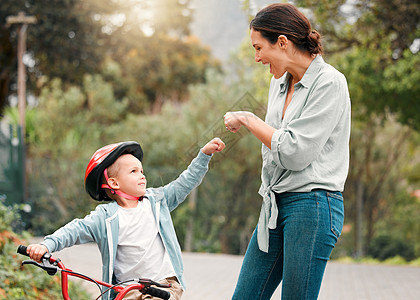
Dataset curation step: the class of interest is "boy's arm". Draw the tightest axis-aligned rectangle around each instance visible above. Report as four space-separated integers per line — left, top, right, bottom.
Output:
40 205 104 253
152 138 224 211
160 150 211 211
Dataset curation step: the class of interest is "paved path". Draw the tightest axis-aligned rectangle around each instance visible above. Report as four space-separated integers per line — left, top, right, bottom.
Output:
38 241 420 299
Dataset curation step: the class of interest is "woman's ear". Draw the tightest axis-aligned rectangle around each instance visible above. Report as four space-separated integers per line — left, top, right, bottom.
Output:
277 35 288 49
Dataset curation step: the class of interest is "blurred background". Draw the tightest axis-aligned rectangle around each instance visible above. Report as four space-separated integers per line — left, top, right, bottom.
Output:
0 0 419 297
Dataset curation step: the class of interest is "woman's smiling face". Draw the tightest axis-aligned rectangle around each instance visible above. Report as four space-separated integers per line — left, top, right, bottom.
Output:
250 28 287 79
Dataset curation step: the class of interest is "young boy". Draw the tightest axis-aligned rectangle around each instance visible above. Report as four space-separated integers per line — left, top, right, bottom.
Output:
27 138 225 300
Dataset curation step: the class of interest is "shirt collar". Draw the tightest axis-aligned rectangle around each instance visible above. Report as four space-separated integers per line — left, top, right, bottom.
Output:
299 55 324 88
278 73 290 93
278 55 324 91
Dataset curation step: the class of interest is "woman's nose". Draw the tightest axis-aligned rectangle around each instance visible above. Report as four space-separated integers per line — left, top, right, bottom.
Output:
255 52 261 63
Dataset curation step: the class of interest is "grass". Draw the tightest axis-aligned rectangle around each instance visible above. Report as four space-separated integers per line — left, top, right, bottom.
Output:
333 255 420 266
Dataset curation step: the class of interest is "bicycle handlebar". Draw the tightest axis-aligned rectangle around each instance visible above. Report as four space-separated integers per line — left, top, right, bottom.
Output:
18 245 51 260
17 245 30 257
17 245 171 300
144 287 170 300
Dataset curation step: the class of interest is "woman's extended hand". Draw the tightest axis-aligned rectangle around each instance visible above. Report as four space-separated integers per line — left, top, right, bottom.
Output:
224 111 276 149
224 111 253 133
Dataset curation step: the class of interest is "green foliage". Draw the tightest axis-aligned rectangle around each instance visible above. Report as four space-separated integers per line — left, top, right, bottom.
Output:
341 116 420 257
371 190 420 257
27 75 128 234
409 257 420 267
334 255 413 266
0 201 23 233
383 47 420 129
382 256 408 265
333 40 420 129
368 234 416 261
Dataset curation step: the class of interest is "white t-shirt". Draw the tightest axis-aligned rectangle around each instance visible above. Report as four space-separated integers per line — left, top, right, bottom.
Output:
113 199 176 284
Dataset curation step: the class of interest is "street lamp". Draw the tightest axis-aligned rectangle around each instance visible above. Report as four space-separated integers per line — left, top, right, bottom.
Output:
6 11 37 139
6 11 37 204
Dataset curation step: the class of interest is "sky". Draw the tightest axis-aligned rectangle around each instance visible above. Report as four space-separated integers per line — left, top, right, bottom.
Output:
190 0 273 61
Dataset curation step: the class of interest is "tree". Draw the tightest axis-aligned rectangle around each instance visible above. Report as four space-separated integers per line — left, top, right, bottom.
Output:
343 116 420 256
295 0 420 129
0 0 218 116
0 0 106 113
323 0 420 256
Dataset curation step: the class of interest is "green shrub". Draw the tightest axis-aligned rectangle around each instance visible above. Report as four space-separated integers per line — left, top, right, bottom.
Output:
368 234 416 261
383 255 407 265
409 257 420 267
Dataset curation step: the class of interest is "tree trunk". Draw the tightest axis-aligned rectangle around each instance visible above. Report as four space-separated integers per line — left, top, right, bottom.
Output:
184 188 197 252
355 180 364 257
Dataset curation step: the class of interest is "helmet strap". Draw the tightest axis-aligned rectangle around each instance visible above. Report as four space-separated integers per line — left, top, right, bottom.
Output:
101 169 141 201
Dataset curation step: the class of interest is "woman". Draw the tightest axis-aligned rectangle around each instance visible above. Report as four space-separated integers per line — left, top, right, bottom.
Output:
224 3 350 300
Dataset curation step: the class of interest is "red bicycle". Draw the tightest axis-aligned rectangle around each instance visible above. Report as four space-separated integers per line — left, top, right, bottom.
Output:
17 245 171 300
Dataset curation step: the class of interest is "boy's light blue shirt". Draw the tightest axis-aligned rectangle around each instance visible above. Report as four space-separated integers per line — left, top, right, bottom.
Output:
257 56 351 253
41 150 212 299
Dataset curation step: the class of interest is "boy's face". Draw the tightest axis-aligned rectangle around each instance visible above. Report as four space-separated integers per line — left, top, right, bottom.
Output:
111 154 147 198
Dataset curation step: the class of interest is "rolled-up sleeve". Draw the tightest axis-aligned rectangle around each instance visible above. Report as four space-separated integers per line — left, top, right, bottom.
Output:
270 74 347 171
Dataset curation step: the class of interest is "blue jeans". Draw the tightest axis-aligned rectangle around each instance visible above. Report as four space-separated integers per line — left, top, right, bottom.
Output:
232 190 344 300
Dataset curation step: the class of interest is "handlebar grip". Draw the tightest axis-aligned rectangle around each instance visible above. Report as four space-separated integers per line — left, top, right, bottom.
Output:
17 245 29 257
144 287 170 300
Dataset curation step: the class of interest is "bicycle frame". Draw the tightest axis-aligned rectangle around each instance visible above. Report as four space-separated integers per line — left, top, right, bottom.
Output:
55 256 147 300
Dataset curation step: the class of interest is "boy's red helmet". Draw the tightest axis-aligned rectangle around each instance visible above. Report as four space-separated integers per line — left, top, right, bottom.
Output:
84 141 143 201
